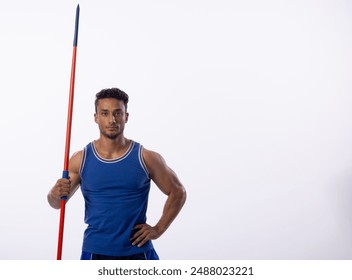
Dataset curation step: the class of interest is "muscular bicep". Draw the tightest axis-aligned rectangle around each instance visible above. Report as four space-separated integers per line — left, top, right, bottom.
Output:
67 150 82 199
143 149 184 195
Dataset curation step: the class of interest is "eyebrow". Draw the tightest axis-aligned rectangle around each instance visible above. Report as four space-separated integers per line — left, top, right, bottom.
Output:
99 108 123 112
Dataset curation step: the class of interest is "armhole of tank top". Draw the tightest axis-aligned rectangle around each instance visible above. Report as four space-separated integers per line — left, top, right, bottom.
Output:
139 145 150 179
79 146 87 176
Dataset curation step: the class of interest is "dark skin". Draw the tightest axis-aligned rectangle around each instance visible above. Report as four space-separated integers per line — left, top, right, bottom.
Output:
48 98 186 248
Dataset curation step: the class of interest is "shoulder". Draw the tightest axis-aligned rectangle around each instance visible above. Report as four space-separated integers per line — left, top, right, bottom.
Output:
69 150 84 172
142 147 164 164
71 150 84 160
141 147 167 175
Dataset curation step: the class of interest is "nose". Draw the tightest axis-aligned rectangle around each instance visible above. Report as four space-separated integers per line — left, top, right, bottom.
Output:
109 113 117 123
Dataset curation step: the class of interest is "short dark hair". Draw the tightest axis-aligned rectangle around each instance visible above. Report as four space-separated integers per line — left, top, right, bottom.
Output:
95 88 129 112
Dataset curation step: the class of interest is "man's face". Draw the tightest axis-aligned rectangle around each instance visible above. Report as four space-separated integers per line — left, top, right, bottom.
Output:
94 98 129 140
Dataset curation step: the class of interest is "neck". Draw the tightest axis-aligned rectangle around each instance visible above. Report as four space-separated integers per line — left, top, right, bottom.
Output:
95 135 131 159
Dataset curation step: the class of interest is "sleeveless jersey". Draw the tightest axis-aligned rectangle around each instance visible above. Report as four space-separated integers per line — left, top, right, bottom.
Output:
79 140 154 256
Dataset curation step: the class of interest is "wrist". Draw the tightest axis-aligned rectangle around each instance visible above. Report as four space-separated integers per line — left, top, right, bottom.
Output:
154 224 166 237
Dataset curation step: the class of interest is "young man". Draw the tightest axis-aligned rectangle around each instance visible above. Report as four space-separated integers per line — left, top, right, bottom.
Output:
47 88 186 260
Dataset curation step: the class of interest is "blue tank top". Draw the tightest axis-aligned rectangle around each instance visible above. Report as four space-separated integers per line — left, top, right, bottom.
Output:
79 140 154 256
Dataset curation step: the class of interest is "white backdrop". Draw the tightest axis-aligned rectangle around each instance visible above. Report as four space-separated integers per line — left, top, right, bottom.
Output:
0 0 352 260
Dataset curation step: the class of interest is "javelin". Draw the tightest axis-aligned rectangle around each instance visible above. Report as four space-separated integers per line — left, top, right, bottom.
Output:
57 4 80 260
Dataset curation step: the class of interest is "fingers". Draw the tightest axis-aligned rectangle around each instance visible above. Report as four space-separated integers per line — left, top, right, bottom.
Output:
52 178 71 199
130 224 160 247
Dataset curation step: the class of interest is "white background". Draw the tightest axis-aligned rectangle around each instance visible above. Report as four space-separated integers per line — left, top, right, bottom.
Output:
0 0 351 260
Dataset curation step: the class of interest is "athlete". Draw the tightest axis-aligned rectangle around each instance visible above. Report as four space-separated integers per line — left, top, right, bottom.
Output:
47 88 186 260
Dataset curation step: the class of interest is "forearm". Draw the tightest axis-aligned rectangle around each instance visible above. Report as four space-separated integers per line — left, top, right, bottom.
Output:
47 189 61 209
155 187 187 235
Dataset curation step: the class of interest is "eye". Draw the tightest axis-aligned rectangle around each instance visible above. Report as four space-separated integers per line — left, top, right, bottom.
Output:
114 111 123 117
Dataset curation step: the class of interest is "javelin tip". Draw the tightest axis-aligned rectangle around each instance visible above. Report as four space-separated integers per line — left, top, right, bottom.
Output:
73 4 80 46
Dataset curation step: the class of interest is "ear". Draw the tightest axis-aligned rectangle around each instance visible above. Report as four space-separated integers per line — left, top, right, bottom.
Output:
125 112 129 123
94 113 98 123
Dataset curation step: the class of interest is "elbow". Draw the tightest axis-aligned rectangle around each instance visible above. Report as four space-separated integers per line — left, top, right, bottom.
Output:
177 184 187 207
47 193 61 210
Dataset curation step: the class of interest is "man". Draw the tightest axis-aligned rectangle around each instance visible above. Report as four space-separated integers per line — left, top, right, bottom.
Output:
47 88 186 260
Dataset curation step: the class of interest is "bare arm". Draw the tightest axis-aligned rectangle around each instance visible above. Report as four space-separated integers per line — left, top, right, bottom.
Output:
47 151 82 209
131 148 186 247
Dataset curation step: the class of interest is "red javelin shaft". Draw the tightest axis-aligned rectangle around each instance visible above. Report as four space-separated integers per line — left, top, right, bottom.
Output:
57 4 80 260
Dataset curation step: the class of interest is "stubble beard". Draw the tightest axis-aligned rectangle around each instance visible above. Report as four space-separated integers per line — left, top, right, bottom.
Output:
105 133 119 140
100 126 123 140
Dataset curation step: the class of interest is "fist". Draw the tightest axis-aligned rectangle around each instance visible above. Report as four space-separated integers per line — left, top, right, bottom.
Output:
51 178 71 199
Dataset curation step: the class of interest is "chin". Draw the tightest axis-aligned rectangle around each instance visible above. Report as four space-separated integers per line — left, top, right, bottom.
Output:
101 131 119 140
107 134 119 140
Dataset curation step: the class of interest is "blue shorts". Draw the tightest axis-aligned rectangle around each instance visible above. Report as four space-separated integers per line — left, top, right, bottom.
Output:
80 249 159 260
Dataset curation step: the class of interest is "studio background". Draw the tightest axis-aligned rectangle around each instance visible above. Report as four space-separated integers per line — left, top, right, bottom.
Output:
1 0 351 259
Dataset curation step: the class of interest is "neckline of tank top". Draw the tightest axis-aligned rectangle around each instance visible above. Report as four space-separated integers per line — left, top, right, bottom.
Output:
91 140 135 163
